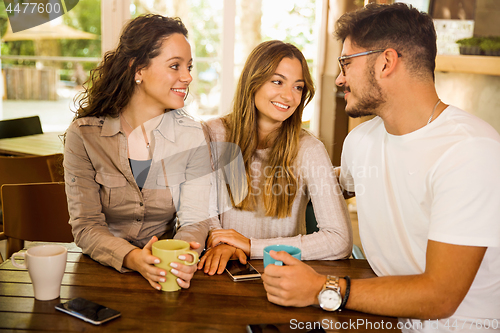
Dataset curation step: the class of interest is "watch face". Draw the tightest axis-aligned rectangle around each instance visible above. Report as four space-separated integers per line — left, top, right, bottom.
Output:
320 289 342 311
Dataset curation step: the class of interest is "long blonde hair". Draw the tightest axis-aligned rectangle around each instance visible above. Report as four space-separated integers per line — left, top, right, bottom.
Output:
222 40 315 218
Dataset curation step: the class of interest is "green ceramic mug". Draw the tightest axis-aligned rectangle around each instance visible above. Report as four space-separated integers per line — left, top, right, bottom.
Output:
152 240 199 292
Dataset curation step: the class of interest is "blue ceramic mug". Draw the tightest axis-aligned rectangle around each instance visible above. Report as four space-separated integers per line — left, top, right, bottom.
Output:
263 245 301 268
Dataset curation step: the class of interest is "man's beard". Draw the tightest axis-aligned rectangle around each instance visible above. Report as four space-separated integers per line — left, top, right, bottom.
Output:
345 65 386 118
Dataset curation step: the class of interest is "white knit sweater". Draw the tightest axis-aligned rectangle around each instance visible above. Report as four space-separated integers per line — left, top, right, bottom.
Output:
207 118 353 260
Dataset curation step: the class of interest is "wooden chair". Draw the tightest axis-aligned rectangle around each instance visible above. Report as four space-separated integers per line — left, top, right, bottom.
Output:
0 116 43 139
0 153 63 186
45 155 65 182
0 154 64 242
1 182 73 259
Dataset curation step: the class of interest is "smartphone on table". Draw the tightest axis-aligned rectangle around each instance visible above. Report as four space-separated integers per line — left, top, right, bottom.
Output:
55 297 121 325
225 260 261 281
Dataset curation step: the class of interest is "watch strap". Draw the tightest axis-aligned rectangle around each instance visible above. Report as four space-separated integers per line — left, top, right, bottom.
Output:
324 275 340 291
339 276 351 311
318 275 342 311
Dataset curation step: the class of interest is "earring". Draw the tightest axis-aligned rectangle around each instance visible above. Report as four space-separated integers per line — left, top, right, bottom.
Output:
135 79 142 84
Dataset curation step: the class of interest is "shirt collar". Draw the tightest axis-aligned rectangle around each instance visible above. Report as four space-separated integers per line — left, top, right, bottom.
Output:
100 109 181 142
101 115 121 137
156 110 176 143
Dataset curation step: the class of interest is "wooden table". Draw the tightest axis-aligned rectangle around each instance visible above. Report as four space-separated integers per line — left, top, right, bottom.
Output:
0 243 399 332
0 132 64 156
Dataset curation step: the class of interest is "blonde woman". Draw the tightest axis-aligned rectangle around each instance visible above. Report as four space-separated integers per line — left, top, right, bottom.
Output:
199 40 352 274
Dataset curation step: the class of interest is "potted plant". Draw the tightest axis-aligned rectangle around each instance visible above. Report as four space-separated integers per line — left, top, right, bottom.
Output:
456 37 483 55
480 38 500 56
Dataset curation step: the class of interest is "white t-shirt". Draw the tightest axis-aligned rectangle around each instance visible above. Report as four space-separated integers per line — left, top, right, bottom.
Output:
340 106 500 331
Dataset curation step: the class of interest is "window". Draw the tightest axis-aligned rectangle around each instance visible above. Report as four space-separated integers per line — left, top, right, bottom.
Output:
0 0 101 132
258 0 318 124
132 0 319 122
131 0 224 119
0 0 320 130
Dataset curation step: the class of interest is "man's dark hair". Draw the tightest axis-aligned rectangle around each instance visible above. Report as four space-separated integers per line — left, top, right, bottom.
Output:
335 3 437 80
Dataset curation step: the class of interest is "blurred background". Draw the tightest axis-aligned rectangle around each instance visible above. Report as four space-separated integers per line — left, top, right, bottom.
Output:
0 0 321 131
0 0 499 161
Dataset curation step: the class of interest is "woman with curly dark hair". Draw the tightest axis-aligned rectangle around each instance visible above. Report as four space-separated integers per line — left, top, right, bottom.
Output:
64 14 212 290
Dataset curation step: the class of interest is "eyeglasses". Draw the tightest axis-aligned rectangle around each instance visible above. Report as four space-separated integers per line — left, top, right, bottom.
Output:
338 49 385 76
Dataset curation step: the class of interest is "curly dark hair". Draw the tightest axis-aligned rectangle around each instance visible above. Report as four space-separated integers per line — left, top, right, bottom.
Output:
335 3 437 80
73 14 188 120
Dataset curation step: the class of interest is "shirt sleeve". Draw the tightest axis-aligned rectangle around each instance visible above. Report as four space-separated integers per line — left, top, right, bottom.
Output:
249 139 353 260
174 218 212 256
340 134 356 194
64 124 136 272
172 135 214 251
428 138 500 247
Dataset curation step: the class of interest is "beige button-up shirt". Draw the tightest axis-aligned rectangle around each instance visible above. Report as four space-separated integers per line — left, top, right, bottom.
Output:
64 110 212 272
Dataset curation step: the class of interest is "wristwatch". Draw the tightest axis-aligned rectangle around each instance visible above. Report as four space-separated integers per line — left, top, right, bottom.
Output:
318 275 351 311
318 275 342 311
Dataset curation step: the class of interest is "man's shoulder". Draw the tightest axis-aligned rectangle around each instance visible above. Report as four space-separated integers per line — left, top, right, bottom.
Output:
344 116 384 146
441 106 500 142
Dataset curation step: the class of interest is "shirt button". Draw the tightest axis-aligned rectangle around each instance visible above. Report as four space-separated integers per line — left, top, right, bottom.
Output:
136 218 141 222
139 202 144 206
71 178 76 182
179 120 183 123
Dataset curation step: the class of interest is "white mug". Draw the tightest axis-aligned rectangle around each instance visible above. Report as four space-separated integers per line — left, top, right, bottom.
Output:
11 245 67 301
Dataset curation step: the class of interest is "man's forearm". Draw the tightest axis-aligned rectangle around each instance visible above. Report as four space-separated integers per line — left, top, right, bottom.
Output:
340 274 457 319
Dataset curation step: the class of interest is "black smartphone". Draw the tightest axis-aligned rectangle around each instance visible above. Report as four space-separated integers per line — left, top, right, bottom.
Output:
55 297 121 325
246 323 326 333
225 260 261 281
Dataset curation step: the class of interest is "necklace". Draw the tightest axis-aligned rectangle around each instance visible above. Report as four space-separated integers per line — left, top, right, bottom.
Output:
121 114 150 149
427 99 441 125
